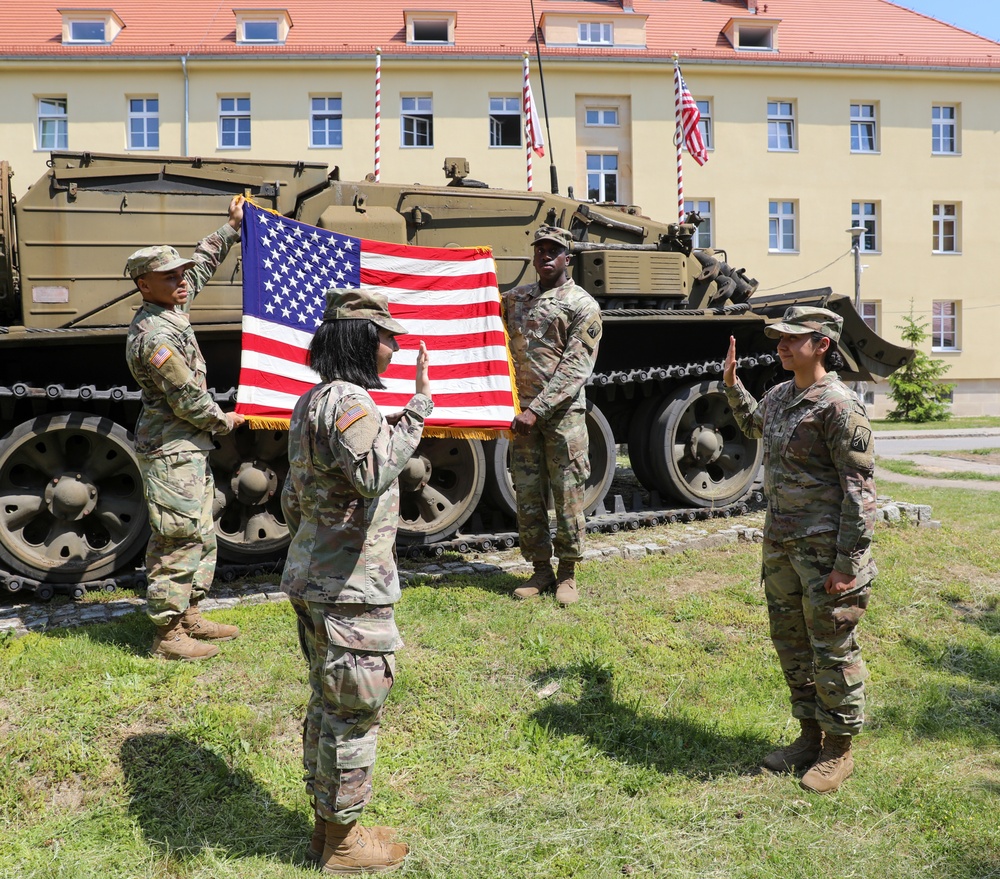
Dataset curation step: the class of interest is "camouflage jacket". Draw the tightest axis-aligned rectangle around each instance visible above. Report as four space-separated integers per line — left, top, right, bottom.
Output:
726 373 877 583
502 278 602 420
125 224 240 457
280 380 433 623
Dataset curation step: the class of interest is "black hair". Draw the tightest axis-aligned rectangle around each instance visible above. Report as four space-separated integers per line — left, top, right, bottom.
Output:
308 319 385 389
810 332 846 372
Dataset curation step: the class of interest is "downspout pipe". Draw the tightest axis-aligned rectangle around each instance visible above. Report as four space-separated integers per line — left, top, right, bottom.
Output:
181 55 190 156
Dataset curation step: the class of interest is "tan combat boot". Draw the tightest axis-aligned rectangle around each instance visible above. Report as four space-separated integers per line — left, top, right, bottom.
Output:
554 561 579 606
308 816 397 863
180 604 240 641
151 617 219 661
513 562 556 600
321 820 408 874
800 733 854 794
762 718 823 772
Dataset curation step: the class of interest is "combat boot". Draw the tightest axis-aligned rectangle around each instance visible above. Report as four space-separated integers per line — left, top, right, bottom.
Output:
762 718 823 772
800 733 854 794
321 820 408 874
308 816 397 863
513 562 556 599
554 561 580 606
151 617 219 661
180 603 240 641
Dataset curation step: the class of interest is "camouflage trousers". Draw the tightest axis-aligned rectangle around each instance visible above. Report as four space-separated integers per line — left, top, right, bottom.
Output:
511 407 590 563
292 599 396 824
139 451 217 626
763 535 870 736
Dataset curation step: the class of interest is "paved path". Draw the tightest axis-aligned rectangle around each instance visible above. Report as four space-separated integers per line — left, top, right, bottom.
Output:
874 426 1000 491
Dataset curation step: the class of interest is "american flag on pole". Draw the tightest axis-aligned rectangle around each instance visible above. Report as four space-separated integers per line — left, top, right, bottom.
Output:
235 201 519 438
676 67 708 167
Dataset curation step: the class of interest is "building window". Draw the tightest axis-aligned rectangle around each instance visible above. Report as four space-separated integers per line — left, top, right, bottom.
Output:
851 202 879 252
401 96 433 147
405 11 455 44
578 22 613 45
768 200 797 252
767 101 795 151
38 98 68 150
310 97 342 148
932 203 959 253
585 107 619 127
234 10 291 44
69 20 106 41
696 99 713 150
860 301 878 333
127 98 159 150
684 199 713 249
850 103 878 153
62 11 123 44
219 96 251 149
489 97 521 147
243 20 279 41
412 20 449 42
932 301 959 351
932 105 959 155
587 153 618 202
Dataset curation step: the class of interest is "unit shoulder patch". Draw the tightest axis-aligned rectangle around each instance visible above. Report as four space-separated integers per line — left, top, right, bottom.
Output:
851 425 872 454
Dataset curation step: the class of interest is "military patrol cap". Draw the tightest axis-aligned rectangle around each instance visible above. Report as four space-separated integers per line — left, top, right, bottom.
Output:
125 245 195 280
322 288 408 335
765 305 843 343
532 225 573 250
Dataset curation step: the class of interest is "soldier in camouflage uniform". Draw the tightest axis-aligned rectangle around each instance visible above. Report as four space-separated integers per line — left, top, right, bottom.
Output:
125 196 246 662
502 225 602 607
724 306 876 794
281 288 431 874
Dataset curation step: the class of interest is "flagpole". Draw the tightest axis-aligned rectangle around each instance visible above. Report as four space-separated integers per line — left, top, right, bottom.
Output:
374 48 382 182
673 54 684 224
523 53 534 191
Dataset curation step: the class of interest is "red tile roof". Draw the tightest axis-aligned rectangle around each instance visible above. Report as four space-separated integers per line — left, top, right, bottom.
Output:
1 0 998 67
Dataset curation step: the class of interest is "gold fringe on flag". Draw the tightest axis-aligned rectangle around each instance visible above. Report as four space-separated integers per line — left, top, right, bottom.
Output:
244 415 292 430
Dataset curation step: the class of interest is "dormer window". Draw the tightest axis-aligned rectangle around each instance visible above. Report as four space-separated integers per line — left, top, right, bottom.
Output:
723 17 780 51
579 22 613 46
234 9 291 44
60 9 124 44
404 11 456 45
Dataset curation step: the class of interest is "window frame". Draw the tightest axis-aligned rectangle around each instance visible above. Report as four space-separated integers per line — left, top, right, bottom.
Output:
401 95 434 148
585 107 620 128
684 199 714 249
860 301 879 334
127 97 160 151
932 104 959 155
218 96 252 150
489 96 521 148
578 21 613 45
932 202 960 254
850 102 878 154
586 152 619 203
696 99 713 151
37 97 68 151
767 100 796 152
768 200 797 253
851 201 879 253
233 10 291 45
931 300 959 352
309 96 343 149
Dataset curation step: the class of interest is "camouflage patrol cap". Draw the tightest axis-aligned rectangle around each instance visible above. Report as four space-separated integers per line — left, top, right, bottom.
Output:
765 306 843 343
532 225 573 250
125 245 195 281
322 288 408 335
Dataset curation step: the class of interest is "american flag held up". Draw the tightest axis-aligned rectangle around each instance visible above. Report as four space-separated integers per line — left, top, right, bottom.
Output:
235 201 519 436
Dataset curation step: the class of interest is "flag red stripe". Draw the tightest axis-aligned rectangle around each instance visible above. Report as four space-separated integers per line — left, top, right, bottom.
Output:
388 301 499 320
382 360 511 381
360 268 497 292
243 333 310 366
360 238 493 262
238 367 317 398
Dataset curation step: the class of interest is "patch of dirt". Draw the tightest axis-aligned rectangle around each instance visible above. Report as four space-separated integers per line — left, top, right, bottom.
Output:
937 450 1000 466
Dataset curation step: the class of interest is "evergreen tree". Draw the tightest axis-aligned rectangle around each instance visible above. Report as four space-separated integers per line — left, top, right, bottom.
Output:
886 306 955 422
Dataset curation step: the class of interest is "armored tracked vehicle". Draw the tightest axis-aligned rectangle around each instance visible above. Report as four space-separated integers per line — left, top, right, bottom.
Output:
0 151 911 590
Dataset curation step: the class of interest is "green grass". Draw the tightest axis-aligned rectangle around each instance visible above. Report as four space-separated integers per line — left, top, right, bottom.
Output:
3 487 1000 878
871 415 1000 431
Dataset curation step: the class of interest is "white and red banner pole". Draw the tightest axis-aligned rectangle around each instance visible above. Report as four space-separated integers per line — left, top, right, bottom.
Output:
374 48 382 182
523 53 534 191
672 55 684 224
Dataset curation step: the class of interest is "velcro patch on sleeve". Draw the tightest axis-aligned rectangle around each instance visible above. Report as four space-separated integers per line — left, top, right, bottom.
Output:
335 404 369 433
851 425 872 454
150 345 174 369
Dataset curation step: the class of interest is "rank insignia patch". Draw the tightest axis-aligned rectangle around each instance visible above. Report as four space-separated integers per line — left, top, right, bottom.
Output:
150 345 173 369
335 404 369 432
851 425 872 453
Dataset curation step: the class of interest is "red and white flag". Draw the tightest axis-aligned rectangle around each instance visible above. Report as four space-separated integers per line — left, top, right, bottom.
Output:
523 56 545 158
236 202 518 438
676 67 708 167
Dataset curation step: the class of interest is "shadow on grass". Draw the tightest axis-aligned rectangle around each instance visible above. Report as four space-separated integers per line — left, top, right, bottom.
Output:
44 610 157 657
530 658 770 779
121 733 310 865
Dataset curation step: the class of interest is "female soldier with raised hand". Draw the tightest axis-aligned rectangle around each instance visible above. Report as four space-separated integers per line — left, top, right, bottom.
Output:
280 288 431 874
723 306 876 795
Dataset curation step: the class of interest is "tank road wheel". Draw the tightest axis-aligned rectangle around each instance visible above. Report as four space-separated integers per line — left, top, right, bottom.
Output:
625 394 662 492
648 380 763 508
397 438 486 544
0 413 149 583
481 400 618 519
210 426 290 564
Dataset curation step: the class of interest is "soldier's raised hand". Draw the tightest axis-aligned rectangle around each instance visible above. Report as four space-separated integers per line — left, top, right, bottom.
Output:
724 336 738 387
415 340 431 399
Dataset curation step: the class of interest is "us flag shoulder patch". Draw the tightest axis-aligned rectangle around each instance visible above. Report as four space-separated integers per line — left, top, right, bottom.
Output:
150 345 173 369
335 404 369 433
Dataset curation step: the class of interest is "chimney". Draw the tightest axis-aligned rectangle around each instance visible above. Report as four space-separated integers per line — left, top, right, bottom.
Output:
747 0 757 11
